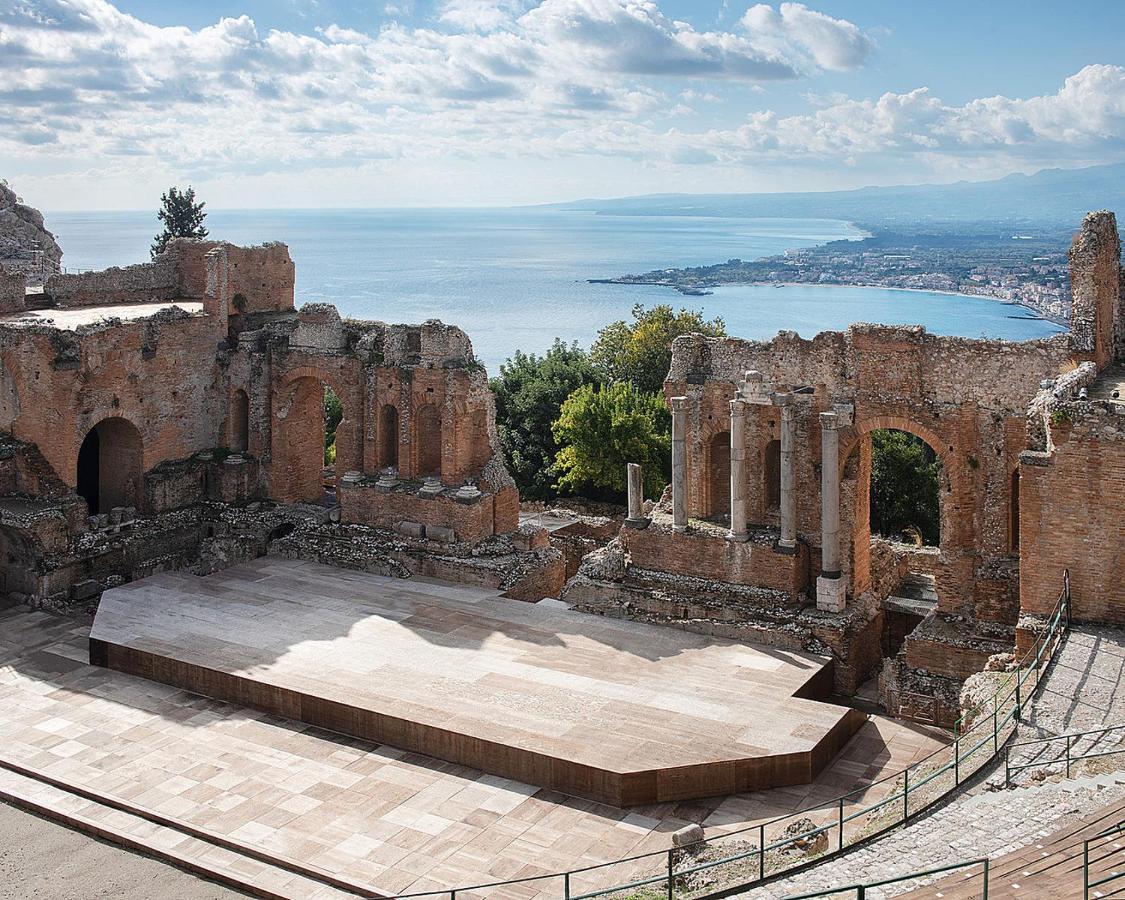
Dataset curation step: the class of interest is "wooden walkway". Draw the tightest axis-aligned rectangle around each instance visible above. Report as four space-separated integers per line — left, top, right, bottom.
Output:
897 796 1125 899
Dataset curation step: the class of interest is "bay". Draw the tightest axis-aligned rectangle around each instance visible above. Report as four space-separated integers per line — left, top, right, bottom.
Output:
44 207 1064 374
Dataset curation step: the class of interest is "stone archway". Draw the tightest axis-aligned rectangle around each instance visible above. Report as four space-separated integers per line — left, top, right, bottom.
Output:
839 415 958 600
77 417 143 515
416 404 442 477
230 389 249 453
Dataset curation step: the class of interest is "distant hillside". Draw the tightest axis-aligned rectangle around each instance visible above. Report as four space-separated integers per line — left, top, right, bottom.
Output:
546 163 1125 227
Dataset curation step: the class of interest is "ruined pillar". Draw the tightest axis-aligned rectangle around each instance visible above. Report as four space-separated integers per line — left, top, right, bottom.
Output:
817 411 847 612
671 396 688 533
778 400 797 550
625 462 649 528
727 398 748 542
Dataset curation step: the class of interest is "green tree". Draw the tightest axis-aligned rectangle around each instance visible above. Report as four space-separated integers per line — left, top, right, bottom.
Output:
590 303 726 394
869 429 942 545
151 186 209 258
552 382 670 500
324 386 342 465
490 340 604 500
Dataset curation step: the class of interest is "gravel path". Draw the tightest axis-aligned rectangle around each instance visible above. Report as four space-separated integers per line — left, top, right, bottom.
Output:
0 800 245 900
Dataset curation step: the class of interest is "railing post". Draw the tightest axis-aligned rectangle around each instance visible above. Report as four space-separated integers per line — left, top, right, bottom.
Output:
1067 734 1073 779
838 797 844 851
759 823 765 881
983 857 990 900
954 738 960 786
903 770 909 823
992 703 998 753
1083 838 1090 900
1015 672 1021 722
450 891 456 900
564 872 571 900
667 848 674 900
857 885 865 900
1005 750 1011 787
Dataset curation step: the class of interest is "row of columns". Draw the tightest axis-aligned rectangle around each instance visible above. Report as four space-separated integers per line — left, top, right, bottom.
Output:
666 390 847 611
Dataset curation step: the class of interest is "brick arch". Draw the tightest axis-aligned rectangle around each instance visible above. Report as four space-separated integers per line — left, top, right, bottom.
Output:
76 416 144 515
414 401 443 477
838 412 964 601
706 430 731 519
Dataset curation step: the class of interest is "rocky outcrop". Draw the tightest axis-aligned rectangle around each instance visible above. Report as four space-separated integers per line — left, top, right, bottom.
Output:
0 181 62 280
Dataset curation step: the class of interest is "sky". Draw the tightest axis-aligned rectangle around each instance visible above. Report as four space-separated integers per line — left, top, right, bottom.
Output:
3 0 1125 210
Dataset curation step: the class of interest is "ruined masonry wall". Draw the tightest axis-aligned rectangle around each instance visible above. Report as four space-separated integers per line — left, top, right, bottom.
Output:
1019 406 1125 623
1068 210 1123 368
0 265 26 313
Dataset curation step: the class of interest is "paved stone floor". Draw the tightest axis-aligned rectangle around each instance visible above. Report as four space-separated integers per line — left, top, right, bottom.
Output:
0 597 945 899
0 301 204 330
92 559 858 806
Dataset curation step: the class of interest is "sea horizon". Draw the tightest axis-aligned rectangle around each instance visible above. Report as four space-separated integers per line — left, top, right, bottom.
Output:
43 207 1064 374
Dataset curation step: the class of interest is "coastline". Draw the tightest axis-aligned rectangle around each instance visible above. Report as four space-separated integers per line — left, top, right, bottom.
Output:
593 277 1068 328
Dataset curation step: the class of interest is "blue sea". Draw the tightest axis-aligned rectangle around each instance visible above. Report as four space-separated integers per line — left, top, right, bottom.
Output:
45 208 1065 374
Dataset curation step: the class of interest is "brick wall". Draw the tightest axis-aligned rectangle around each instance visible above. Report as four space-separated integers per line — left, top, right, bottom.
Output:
1019 406 1125 623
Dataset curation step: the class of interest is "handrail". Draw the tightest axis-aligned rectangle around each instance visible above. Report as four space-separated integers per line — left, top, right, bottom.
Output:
1084 820 1125 899
781 857 988 900
390 570 1070 900
1007 721 1125 783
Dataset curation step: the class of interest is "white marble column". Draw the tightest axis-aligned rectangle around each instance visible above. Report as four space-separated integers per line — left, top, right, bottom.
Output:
817 410 847 612
671 396 688 533
778 400 797 550
727 398 748 542
625 462 648 528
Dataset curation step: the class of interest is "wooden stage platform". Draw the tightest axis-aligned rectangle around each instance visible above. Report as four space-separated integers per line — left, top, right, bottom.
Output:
89 558 864 807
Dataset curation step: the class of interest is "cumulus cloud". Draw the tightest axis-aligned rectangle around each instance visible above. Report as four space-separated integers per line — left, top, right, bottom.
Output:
2 0 1124 203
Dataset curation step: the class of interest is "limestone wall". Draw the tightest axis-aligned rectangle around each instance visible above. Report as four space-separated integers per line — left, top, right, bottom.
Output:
45 256 179 307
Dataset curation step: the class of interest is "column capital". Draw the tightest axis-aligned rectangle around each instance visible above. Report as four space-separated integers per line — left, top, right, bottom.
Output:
729 397 748 416
819 410 840 430
670 396 689 413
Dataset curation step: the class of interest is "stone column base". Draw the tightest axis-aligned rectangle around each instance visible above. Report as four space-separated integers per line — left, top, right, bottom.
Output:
816 575 847 613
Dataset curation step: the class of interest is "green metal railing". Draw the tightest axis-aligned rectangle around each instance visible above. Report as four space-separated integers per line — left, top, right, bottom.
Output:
780 857 989 900
391 572 1071 900
1084 821 1125 900
1006 722 1125 784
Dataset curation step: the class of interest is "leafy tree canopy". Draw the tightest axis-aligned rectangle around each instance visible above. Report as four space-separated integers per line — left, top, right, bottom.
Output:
870 429 942 546
151 185 209 258
489 340 604 500
552 381 670 500
590 303 725 394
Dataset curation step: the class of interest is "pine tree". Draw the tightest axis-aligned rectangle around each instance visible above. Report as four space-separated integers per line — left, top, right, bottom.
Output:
150 186 209 258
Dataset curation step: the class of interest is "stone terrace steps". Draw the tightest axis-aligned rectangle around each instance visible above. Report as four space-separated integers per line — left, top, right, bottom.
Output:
0 761 377 900
895 795 1125 900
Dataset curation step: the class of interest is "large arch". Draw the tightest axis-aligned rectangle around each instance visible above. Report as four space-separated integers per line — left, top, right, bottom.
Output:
839 414 958 599
379 404 399 470
275 375 341 505
77 417 143 514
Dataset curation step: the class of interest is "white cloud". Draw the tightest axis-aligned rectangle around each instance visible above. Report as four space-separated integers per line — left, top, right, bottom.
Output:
2 0 1124 208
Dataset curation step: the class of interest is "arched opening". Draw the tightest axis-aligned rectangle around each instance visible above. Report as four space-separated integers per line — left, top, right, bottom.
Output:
77 417 143 515
230 389 249 453
708 431 731 520
380 404 399 469
416 405 442 477
1010 468 1020 554
279 377 344 506
764 439 781 512
869 429 942 547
